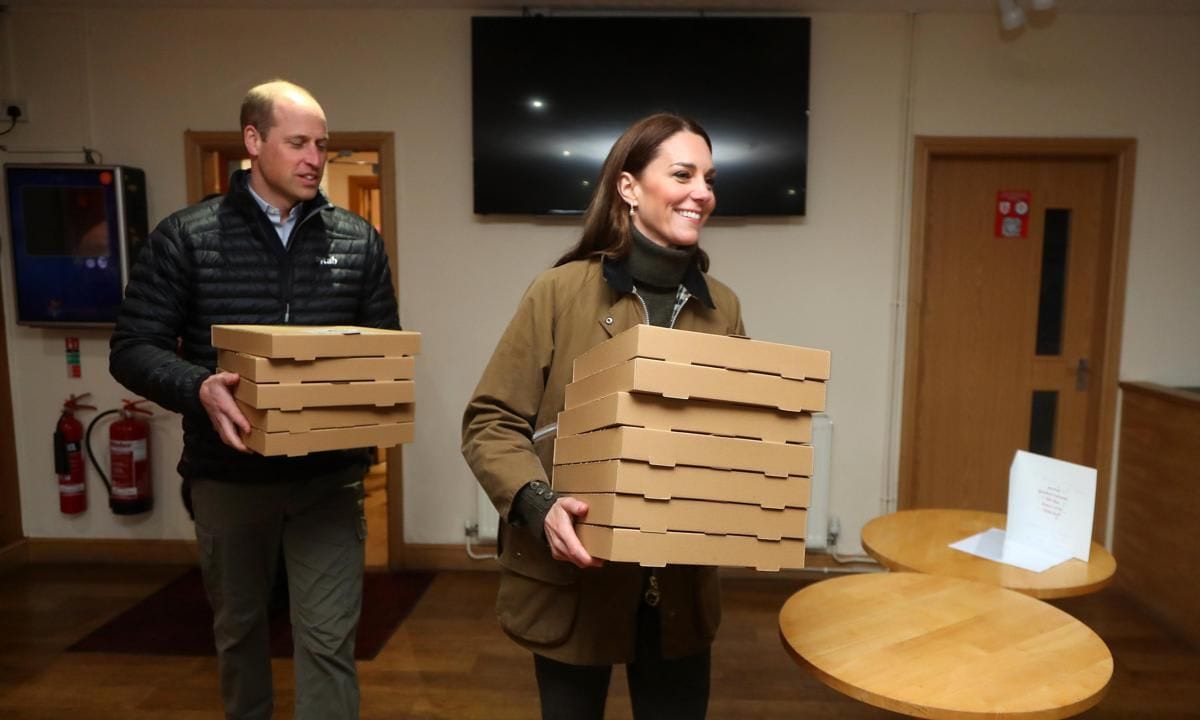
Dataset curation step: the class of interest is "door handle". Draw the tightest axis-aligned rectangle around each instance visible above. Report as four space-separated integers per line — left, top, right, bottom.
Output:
1075 358 1090 392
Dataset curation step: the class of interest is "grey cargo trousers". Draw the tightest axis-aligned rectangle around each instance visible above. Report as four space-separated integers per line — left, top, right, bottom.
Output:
192 463 366 720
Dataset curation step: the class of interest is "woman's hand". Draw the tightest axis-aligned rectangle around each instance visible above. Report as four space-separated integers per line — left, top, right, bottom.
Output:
544 496 604 568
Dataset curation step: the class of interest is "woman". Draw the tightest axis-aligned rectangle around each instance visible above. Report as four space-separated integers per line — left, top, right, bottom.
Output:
462 113 744 720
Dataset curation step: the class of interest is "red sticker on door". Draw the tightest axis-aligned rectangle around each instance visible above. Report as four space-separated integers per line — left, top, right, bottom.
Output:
995 190 1031 238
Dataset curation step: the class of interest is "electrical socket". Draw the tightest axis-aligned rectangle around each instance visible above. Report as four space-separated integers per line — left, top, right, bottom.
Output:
1 99 28 123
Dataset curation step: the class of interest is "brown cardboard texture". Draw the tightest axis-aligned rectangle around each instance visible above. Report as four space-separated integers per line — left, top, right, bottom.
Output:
566 493 807 541
246 422 414 457
219 350 415 383
573 324 829 382
576 524 805 571
558 391 812 444
564 358 826 413
553 426 812 478
237 400 415 433
234 378 414 411
552 459 810 510
212 325 420 361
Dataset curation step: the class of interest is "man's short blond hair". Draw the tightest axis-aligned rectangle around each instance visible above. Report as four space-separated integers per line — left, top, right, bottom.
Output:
239 80 320 138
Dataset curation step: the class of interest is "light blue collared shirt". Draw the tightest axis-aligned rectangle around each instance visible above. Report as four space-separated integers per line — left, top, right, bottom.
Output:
246 182 301 248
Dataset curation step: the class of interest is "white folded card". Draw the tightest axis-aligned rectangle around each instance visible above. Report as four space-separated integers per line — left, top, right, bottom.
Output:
949 450 1097 573
948 527 1069 573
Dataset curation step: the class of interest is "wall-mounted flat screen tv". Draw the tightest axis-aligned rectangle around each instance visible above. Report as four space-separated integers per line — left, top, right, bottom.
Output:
472 16 810 216
5 164 148 327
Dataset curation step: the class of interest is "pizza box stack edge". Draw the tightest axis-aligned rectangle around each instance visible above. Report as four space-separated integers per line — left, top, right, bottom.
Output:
554 325 830 572
211 325 420 457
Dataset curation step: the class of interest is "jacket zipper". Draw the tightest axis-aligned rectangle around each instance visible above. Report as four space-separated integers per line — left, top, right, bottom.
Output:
281 203 329 324
632 287 693 329
632 288 651 324
668 289 692 329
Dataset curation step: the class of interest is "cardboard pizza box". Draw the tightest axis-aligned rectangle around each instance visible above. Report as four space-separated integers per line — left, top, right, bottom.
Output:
576 524 806 572
551 459 810 510
557 391 812 444
245 421 415 457
234 378 414 411
566 492 807 541
573 324 829 382
236 400 415 433
212 325 420 361
564 358 826 413
218 350 415 383
553 426 812 478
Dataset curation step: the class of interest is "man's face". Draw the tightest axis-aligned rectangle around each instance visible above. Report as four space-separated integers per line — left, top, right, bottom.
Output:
244 94 328 211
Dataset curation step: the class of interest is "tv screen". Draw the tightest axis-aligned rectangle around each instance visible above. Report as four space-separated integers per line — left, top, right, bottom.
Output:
472 16 810 216
5 164 147 327
22 186 110 256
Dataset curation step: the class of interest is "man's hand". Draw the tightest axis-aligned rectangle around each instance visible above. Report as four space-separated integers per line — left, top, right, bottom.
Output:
199 372 251 453
544 496 604 569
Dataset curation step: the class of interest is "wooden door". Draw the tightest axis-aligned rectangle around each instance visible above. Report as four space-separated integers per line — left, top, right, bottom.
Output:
348 175 382 232
900 139 1135 539
0 268 23 547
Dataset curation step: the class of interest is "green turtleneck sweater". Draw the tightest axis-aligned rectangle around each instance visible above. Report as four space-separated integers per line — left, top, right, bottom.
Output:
627 224 696 327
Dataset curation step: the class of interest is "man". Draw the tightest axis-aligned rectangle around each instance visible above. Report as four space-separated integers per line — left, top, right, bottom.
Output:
110 80 398 720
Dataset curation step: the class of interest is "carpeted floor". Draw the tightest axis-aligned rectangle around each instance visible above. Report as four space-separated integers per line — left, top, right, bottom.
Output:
68 567 434 660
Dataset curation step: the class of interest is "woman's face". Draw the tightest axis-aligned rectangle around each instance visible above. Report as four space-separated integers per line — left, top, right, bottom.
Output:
621 131 716 248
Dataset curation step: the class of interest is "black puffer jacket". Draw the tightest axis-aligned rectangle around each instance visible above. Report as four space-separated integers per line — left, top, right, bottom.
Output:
110 170 400 481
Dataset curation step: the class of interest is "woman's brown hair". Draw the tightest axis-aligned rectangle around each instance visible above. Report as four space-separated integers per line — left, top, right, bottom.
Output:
555 113 712 271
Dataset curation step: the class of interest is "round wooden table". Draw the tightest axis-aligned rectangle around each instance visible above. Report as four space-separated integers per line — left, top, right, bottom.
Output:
861 509 1117 599
779 572 1113 720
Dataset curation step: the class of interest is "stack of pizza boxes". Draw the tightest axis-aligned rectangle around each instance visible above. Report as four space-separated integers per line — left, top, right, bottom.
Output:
552 325 829 571
211 325 420 457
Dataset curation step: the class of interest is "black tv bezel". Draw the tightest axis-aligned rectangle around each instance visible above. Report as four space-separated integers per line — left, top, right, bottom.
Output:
470 15 811 217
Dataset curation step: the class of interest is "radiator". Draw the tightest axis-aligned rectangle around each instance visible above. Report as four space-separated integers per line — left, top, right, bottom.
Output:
805 413 833 550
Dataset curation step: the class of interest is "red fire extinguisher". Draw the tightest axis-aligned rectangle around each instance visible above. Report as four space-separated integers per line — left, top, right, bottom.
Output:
54 394 96 514
86 399 154 515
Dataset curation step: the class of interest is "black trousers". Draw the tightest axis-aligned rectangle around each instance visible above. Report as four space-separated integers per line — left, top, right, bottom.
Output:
533 601 711 720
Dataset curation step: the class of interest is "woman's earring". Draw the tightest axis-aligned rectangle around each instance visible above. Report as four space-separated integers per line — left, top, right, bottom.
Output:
629 204 637 216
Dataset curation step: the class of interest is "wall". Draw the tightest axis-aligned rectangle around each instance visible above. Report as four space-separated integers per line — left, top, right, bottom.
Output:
0 7 1196 554
1112 383 1200 648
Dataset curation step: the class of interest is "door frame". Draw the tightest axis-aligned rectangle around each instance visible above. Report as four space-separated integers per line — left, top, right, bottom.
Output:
183 130 408 570
0 269 23 549
898 137 1136 542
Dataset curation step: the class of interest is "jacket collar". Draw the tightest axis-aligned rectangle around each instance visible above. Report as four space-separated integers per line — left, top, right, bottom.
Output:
602 252 716 309
226 169 330 230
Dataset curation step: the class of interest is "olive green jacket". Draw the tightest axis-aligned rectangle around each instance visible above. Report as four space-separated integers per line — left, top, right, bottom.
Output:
462 256 745 665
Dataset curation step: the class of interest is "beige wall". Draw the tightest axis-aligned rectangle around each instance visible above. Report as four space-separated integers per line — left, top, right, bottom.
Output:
1 7 1196 553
